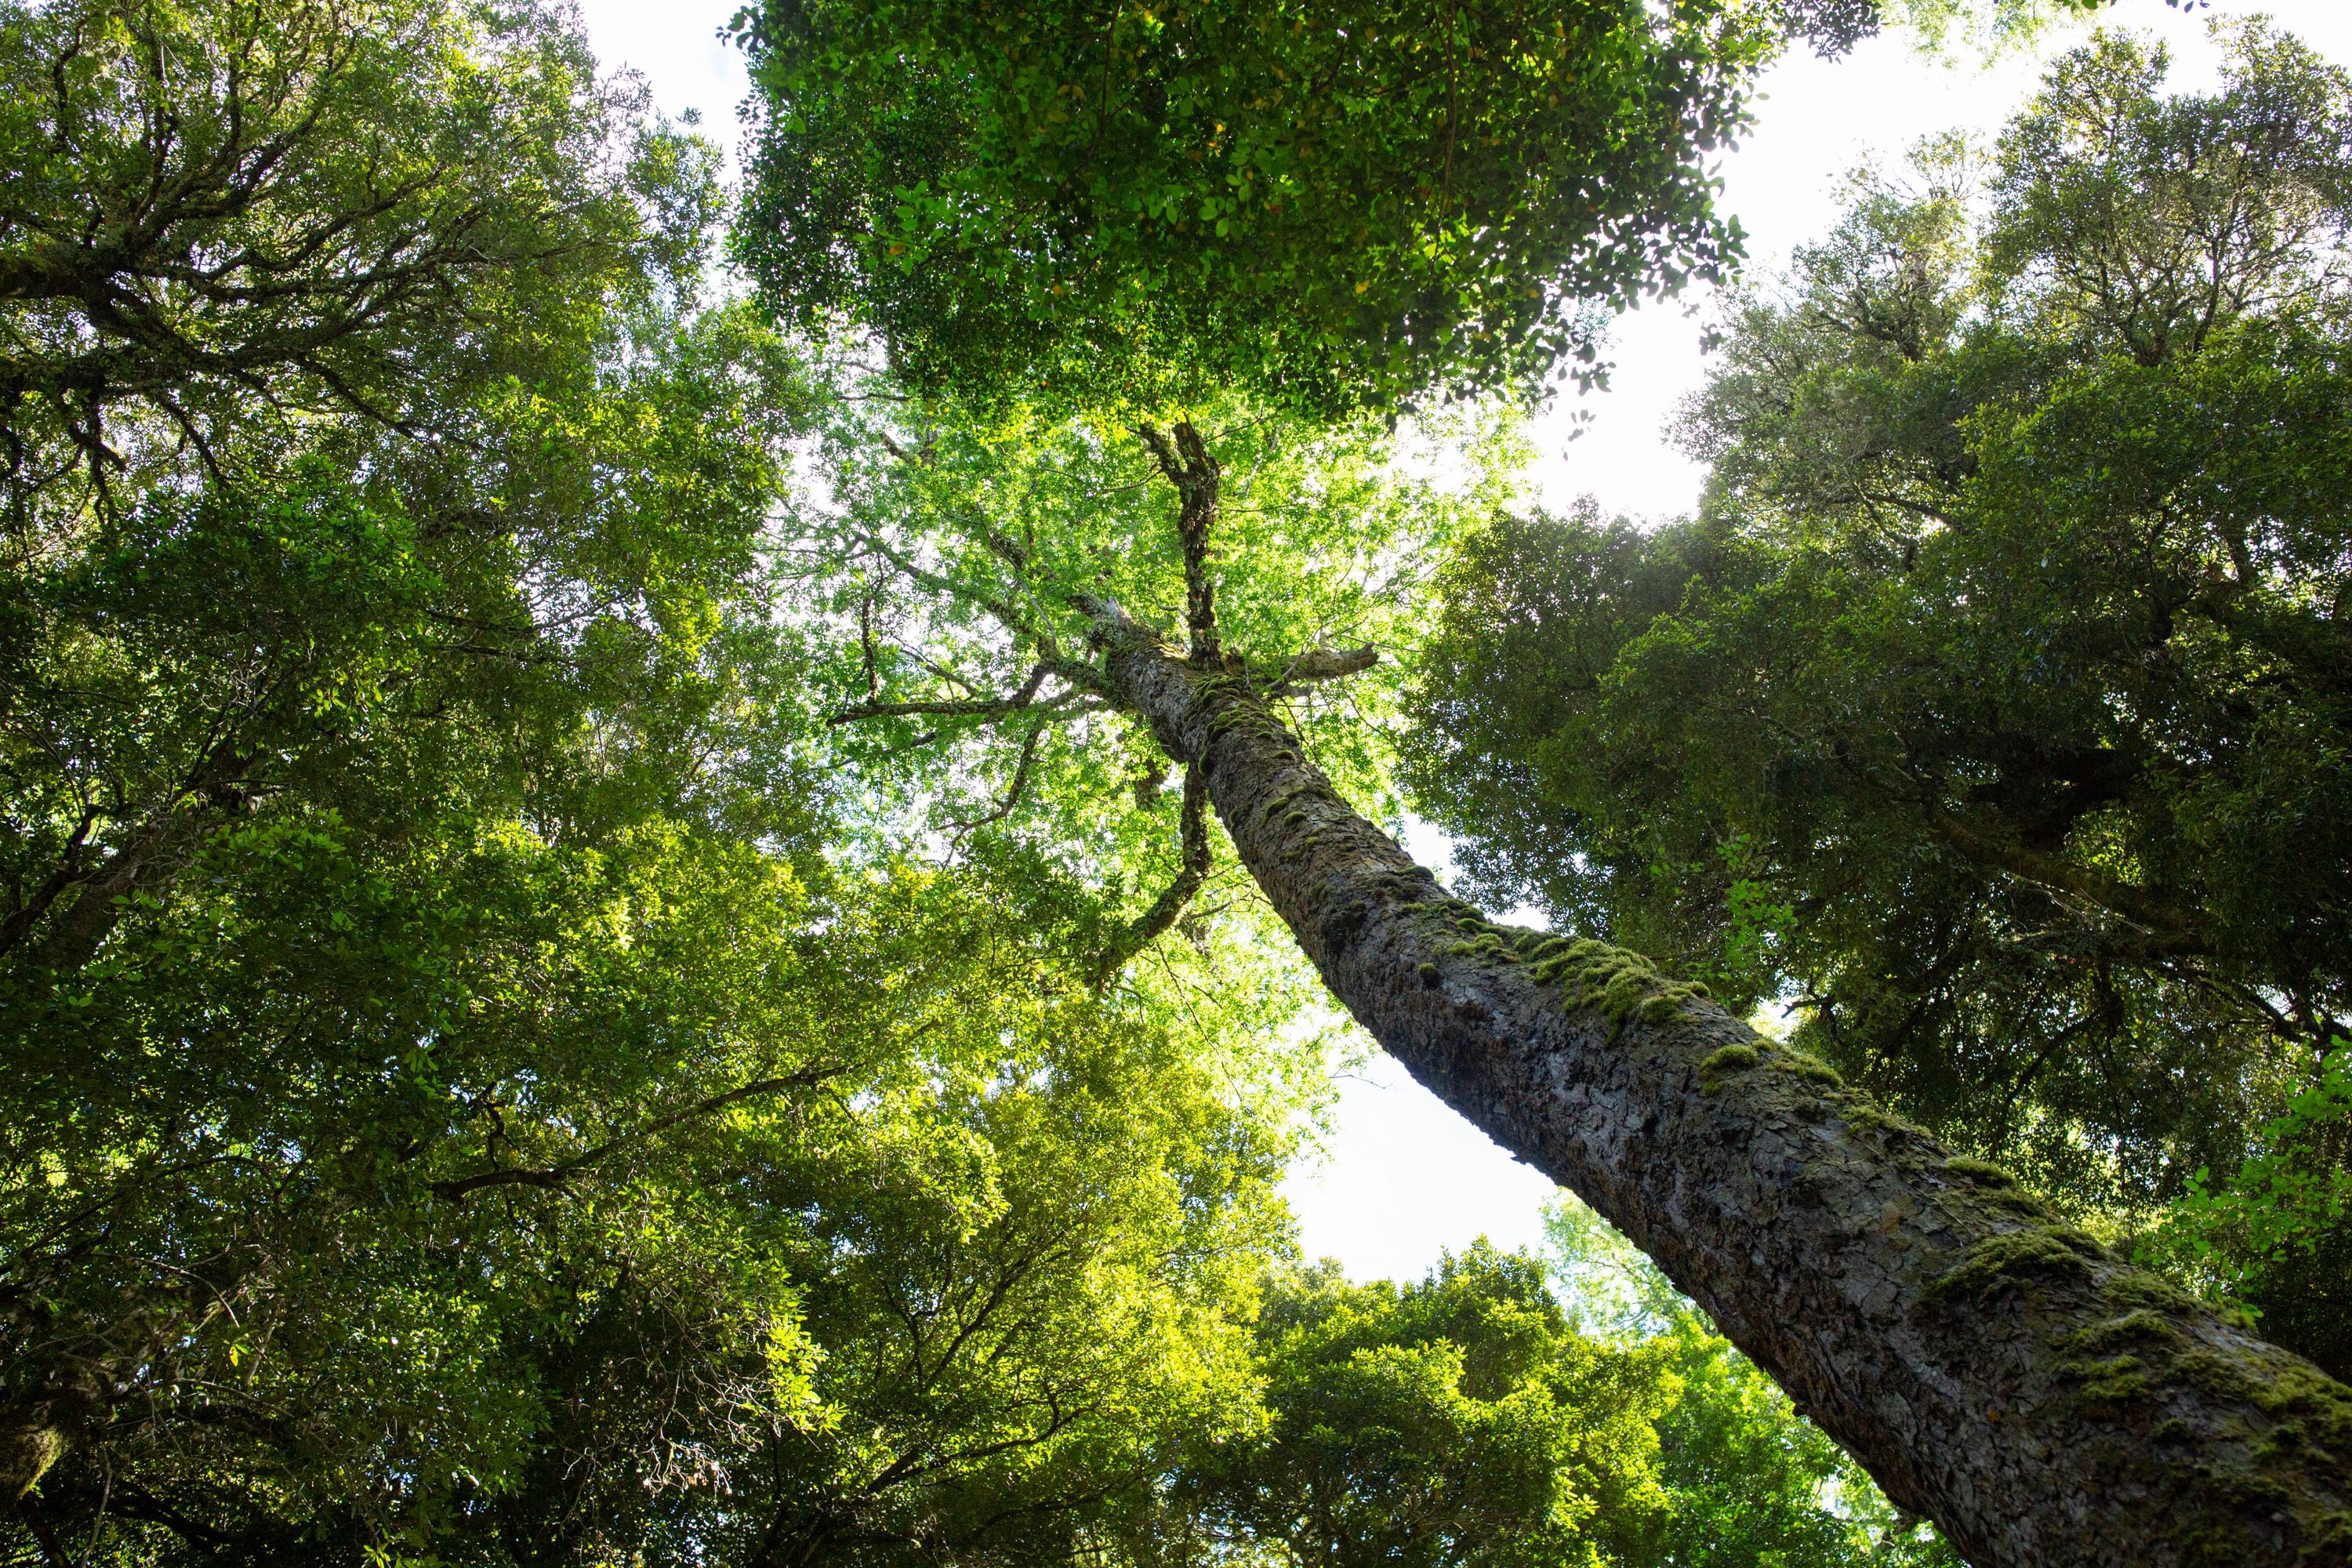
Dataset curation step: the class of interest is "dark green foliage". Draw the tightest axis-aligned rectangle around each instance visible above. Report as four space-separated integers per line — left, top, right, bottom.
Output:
732 0 1791 415
0 0 717 524
2142 1055 2352 1381
2241 1226 2352 1385
1403 21 2352 1352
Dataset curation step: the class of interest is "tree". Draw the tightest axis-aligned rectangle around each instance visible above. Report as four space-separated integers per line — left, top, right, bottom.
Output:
6 0 2340 1562
0 0 794 986
1126 1237 1951 1568
733 0 2118 419
1400 22 2352 1374
0 0 715 521
1163 1247 1675 1568
5 819 1305 1563
757 2 2352 1530
785 365 2352 1563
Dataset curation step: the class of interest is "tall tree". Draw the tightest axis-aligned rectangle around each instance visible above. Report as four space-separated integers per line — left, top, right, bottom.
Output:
1402 21 2352 1372
797 382 2352 1568
746 9 2352 1560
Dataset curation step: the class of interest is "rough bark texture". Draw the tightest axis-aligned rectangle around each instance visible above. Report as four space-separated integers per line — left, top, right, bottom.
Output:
1104 623 2352 1568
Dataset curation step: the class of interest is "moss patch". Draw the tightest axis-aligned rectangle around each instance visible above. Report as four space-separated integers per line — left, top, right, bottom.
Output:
1514 935 1710 1023
1396 908 1715 1028
1700 1044 1759 1075
1773 1047 1845 1088
1259 788 1312 822
2065 1309 2182 1357
1942 1155 2019 1188
1843 1102 1928 1138
2059 1352 2150 1404
1698 1044 1759 1094
1982 1186 2052 1217
2102 1269 2201 1316
1928 1223 2108 1302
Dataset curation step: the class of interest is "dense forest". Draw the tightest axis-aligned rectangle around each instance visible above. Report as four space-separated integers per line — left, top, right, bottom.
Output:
1 0 2347 1563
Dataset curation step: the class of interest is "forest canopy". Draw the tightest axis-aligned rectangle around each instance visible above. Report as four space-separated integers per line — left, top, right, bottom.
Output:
3 0 2347 1564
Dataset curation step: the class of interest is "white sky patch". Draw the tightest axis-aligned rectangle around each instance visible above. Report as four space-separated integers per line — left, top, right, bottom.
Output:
574 0 2352 1288
1528 0 2352 525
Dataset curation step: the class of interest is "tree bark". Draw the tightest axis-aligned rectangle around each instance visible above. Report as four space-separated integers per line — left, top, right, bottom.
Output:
1099 615 2352 1568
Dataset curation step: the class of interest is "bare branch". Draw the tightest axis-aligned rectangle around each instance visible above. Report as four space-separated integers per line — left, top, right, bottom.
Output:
829 661 1051 727
943 721 1048 835
1091 766 1212 988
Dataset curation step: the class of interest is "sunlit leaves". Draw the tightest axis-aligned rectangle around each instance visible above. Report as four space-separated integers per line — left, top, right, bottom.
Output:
734 0 1780 415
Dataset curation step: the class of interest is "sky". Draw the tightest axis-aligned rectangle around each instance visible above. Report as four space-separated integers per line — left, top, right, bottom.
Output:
572 0 2352 1287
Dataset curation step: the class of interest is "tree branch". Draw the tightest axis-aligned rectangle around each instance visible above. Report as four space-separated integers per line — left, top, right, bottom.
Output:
942 721 1049 834
1263 644 1380 694
1922 805 2210 957
429 1065 839 1203
1091 766 1212 987
1136 420 1221 660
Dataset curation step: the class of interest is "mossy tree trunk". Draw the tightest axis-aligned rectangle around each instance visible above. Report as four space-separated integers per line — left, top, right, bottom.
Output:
1097 611 2352 1568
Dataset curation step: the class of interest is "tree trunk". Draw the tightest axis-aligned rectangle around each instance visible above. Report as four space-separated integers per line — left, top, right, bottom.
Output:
1102 620 2352 1568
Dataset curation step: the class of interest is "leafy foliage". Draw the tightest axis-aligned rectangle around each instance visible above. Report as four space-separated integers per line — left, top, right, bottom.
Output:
9 815 1302 1560
1160 1247 1672 1568
1114 1236 1957 1568
1402 21 2352 1361
2143 1044 2352 1382
1541 1200 1960 1568
733 0 1795 415
780 382 1524 974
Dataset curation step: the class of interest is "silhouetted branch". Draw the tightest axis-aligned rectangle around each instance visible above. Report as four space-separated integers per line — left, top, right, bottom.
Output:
430 1065 839 1203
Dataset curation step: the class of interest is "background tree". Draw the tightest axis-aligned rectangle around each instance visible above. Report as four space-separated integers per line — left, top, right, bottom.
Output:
1400 20 2352 1374
1118 1236 1957 1568
0 2 1319 1559
0 0 715 518
732 0 2111 419
0 0 797 984
1164 1246 1674 1568
8 821 1307 1563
